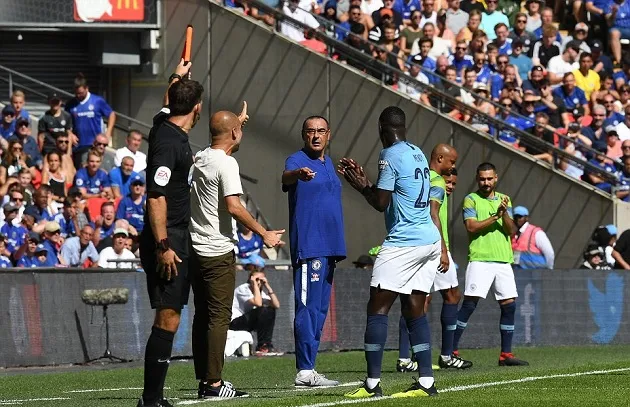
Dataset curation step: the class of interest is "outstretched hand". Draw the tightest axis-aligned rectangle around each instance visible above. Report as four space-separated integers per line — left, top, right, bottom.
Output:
175 58 192 80
338 158 369 192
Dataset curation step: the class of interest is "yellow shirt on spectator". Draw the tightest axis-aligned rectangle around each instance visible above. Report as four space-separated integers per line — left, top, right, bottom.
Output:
573 69 600 101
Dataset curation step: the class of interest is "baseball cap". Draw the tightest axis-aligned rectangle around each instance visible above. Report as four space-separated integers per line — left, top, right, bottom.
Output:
606 224 618 236
2 105 15 116
565 40 581 52
22 205 41 222
411 54 423 64
47 92 61 101
3 202 19 213
591 39 603 50
44 221 61 233
353 254 374 267
131 175 145 185
512 39 524 48
16 117 29 127
606 125 619 135
113 228 129 237
28 231 41 243
513 206 529 217
34 244 48 254
380 7 393 17
584 244 603 258
575 22 589 32
473 82 488 92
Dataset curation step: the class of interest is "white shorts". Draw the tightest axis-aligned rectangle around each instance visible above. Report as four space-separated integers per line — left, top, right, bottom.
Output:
371 242 441 294
431 251 459 292
463 261 518 300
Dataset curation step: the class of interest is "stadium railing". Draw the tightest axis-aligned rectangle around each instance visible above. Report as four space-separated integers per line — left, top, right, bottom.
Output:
232 0 620 190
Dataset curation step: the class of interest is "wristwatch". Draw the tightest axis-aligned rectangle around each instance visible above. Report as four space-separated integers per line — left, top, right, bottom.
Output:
168 73 182 84
156 238 171 252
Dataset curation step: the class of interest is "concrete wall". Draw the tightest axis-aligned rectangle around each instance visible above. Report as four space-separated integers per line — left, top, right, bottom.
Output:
113 0 614 268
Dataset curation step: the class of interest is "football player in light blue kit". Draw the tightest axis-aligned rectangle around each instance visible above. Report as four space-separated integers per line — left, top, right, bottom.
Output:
340 106 443 398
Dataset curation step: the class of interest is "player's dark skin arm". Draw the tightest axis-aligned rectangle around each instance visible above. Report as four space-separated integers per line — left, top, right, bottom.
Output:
430 199 449 272
337 158 391 212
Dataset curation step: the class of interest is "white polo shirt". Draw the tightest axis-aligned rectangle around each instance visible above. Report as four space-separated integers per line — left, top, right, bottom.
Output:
231 282 271 320
189 147 243 257
280 3 320 43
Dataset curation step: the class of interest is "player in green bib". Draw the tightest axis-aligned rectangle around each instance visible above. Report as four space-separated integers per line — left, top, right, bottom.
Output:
397 144 472 373
452 162 529 367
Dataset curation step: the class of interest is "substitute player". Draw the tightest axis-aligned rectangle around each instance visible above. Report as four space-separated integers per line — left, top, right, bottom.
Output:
282 116 346 387
340 106 441 398
397 146 472 372
452 162 529 367
138 59 201 407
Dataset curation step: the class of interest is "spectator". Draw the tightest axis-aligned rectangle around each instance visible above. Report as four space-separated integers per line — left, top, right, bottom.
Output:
370 7 403 42
606 126 623 159
369 46 399 85
533 7 561 41
461 0 484 13
398 55 431 103
97 228 136 269
479 0 509 41
458 67 478 105
21 205 43 235
55 197 89 238
586 144 619 193
622 139 630 159
54 133 76 181
60 225 99 268
380 22 405 70
17 232 45 268
41 152 68 205
114 130 147 173
493 23 512 55
472 51 492 84
613 84 629 112
586 0 610 33
1 202 26 257
572 52 600 102
10 90 30 120
0 237 13 268
445 0 469 35
38 92 74 156
614 55 630 89
559 122 591 179
420 0 438 28
581 244 612 269
522 65 545 94
400 10 424 55
614 105 630 140
229 268 281 356
617 155 630 201
74 151 112 199
582 104 608 150
592 225 617 264
65 73 116 169
116 176 146 233
4 187 27 223
322 1 341 38
499 0 521 26
469 28 489 54
509 14 537 54
590 40 614 76
353 254 375 269
95 219 136 252
335 24 373 69
467 83 495 132
93 201 117 246
497 96 520 145
553 72 589 118
79 134 116 172
456 9 481 43
448 40 474 81
0 105 16 141
32 187 55 222
547 43 580 86
109 156 139 199
524 0 542 32
336 5 364 41
431 66 464 116
602 93 625 127
529 24 561 67
9 118 43 170
41 221 64 266
511 205 554 268
392 0 421 24
280 0 320 42
607 0 630 65
237 224 267 268
612 227 630 269
521 112 555 163
428 55 450 84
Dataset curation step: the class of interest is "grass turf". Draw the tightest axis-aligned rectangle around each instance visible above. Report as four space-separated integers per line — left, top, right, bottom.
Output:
2 346 630 406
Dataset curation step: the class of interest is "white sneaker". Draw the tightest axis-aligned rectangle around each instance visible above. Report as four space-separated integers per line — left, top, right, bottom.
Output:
295 371 340 387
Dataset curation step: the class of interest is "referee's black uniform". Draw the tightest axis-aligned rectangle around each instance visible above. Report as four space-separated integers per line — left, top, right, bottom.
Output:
140 107 193 310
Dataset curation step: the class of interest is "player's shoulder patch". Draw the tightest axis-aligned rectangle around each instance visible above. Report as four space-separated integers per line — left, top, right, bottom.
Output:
154 166 172 187
378 159 389 171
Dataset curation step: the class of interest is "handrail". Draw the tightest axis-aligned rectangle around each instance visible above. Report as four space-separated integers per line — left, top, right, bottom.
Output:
236 0 619 187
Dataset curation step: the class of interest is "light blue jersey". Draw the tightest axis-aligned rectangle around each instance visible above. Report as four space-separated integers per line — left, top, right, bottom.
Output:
376 141 440 247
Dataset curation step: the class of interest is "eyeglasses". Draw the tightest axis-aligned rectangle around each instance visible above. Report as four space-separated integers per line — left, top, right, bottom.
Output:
517 19 527 23
604 100 614 104
501 103 512 107
12 147 23 151
497 60 508 65
456 46 467 51
623 145 630 149
304 128 328 135
57 140 69 144
96 142 108 147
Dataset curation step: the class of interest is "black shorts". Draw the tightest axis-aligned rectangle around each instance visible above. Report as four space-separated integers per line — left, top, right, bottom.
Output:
140 227 192 310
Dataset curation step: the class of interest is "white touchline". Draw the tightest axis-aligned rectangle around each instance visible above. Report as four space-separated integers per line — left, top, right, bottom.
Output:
294 367 630 407
0 397 71 404
64 387 169 393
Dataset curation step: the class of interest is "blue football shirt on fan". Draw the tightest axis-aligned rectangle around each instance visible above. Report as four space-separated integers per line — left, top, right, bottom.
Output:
376 141 440 247
74 167 110 195
116 196 146 232
0 255 11 268
109 168 139 197
65 92 113 147
1 222 27 254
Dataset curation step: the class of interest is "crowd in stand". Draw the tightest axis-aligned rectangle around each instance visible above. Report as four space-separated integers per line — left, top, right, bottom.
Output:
225 0 630 196
0 74 146 269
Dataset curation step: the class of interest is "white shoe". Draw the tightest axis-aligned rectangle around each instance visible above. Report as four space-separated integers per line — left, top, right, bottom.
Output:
295 371 340 387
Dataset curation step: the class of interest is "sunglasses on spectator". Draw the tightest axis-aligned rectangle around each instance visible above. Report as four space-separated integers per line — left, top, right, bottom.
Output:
57 140 69 144
517 19 526 23
497 60 508 65
96 142 108 147
487 1 497 3
18 123 28 128
11 197 23 202
501 103 512 107
456 46 467 51
623 145 630 149
12 147 23 151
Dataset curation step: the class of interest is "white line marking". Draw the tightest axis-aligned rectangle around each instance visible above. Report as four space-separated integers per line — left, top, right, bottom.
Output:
0 398 70 405
64 387 169 393
294 367 630 407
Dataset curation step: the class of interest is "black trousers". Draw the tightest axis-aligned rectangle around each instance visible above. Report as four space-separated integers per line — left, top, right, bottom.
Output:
229 306 277 349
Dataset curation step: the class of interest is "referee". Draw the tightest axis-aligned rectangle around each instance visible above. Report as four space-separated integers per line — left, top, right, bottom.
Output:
138 59 203 407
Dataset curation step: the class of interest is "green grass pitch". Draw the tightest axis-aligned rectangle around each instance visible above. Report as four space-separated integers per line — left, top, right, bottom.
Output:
2 346 630 406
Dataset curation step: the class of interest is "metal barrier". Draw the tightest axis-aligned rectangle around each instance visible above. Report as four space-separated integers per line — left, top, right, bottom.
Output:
234 0 619 187
0 268 628 367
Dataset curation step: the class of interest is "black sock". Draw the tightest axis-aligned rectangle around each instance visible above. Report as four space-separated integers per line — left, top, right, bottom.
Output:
143 326 175 404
